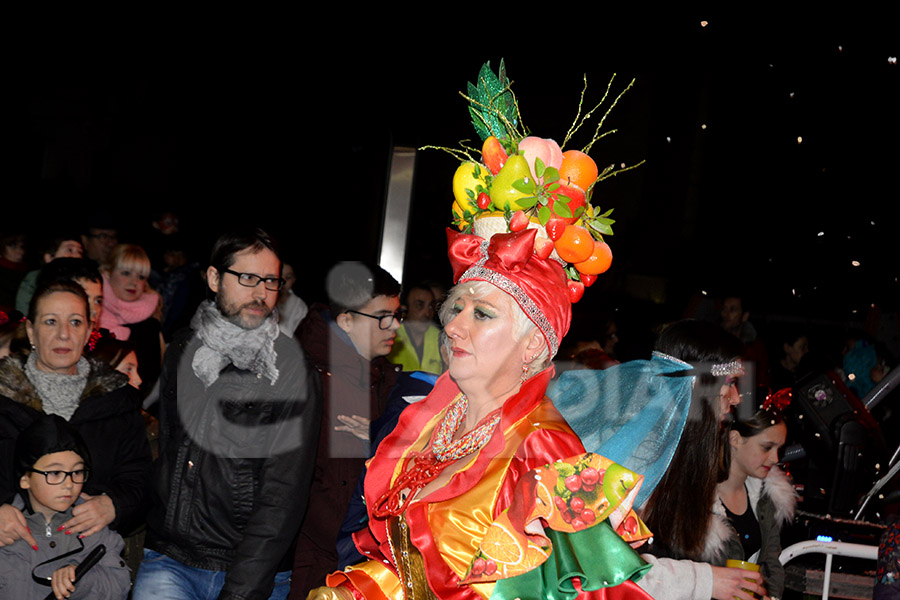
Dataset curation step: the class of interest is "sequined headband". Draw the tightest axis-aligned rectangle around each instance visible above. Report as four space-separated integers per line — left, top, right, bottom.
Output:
651 352 744 379
459 240 560 357
710 360 744 377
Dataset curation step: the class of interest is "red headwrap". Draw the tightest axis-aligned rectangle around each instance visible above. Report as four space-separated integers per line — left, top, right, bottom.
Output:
447 228 571 357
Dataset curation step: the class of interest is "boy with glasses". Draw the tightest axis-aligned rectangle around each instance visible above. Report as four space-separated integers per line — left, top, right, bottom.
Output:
290 261 403 597
0 415 129 599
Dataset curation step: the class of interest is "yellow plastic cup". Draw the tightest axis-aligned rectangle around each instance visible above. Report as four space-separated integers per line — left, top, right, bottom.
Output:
726 559 761 599
726 559 760 572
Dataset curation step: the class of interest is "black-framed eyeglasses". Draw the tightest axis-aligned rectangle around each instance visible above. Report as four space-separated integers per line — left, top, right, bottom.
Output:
28 468 91 485
221 268 286 291
348 309 406 330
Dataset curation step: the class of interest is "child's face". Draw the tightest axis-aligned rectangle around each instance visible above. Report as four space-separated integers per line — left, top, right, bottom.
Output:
19 451 85 520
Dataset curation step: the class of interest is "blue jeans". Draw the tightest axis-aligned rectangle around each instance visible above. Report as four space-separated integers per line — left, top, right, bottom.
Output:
133 549 291 600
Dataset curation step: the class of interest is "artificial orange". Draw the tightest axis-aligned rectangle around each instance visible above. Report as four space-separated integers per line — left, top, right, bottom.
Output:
559 150 599 192
555 225 594 263
480 523 524 565
574 241 613 275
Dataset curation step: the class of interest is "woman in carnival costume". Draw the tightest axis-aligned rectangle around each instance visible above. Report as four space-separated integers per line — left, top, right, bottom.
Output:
309 63 653 600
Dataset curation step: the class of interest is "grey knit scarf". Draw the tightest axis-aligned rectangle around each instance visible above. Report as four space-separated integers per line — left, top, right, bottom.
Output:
190 300 280 388
25 353 89 421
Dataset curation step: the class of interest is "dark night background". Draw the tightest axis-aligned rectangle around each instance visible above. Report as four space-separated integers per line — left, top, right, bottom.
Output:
4 15 899 360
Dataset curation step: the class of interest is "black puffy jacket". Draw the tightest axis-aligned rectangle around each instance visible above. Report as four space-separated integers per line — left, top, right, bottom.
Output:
145 328 320 600
0 354 151 532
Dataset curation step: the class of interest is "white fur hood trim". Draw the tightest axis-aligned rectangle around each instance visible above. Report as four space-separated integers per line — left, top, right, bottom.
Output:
702 467 797 563
756 465 798 526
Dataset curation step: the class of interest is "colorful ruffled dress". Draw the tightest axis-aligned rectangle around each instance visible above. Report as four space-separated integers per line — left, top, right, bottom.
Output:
326 368 652 600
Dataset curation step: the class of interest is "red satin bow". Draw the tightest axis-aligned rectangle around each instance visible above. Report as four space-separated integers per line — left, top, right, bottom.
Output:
446 228 537 283
763 388 792 411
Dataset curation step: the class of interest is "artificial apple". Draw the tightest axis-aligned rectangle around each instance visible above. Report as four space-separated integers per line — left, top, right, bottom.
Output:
546 182 586 225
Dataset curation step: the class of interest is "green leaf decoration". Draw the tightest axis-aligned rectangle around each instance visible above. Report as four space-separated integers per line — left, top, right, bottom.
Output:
589 221 614 235
543 167 560 184
556 462 576 478
538 206 552 225
512 177 536 194
573 206 585 219
598 208 614 218
546 182 561 193
466 188 475 199
557 194 571 205
554 201 573 219
517 197 539 210
534 157 546 178
466 60 518 141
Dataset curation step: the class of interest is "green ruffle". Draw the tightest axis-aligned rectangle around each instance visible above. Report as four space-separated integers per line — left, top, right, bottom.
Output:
490 522 650 600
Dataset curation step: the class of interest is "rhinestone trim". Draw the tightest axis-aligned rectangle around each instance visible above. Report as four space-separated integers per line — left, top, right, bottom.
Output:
711 360 745 377
460 263 560 357
459 240 560 356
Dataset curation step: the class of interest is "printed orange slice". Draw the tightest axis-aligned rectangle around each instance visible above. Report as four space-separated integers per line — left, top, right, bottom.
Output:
480 523 524 565
533 480 554 520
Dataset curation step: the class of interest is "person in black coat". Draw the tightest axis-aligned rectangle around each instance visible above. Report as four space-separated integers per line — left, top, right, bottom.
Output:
0 279 151 549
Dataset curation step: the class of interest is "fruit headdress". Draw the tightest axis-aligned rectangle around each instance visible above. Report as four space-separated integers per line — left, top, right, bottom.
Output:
426 60 643 304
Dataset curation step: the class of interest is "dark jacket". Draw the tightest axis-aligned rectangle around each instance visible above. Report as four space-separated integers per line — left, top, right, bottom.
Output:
145 326 320 600
0 354 151 532
290 305 400 595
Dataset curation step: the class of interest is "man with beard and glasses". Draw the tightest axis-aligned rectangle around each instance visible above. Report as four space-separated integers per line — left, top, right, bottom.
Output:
133 228 320 600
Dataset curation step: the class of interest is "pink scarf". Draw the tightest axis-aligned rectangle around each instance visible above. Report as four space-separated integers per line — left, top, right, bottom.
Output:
99 273 159 340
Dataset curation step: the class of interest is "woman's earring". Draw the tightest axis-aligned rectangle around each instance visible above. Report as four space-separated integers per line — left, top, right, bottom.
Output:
520 362 529 383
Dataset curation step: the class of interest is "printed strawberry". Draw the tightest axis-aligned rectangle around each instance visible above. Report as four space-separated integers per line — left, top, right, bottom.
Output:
477 192 492 210
534 237 554 260
484 561 498 576
567 280 585 304
581 273 597 287
509 210 529 232
482 136 508 175
545 218 567 242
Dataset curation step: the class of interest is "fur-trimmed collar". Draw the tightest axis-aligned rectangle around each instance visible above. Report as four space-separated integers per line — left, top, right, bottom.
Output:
702 466 798 563
0 353 128 414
